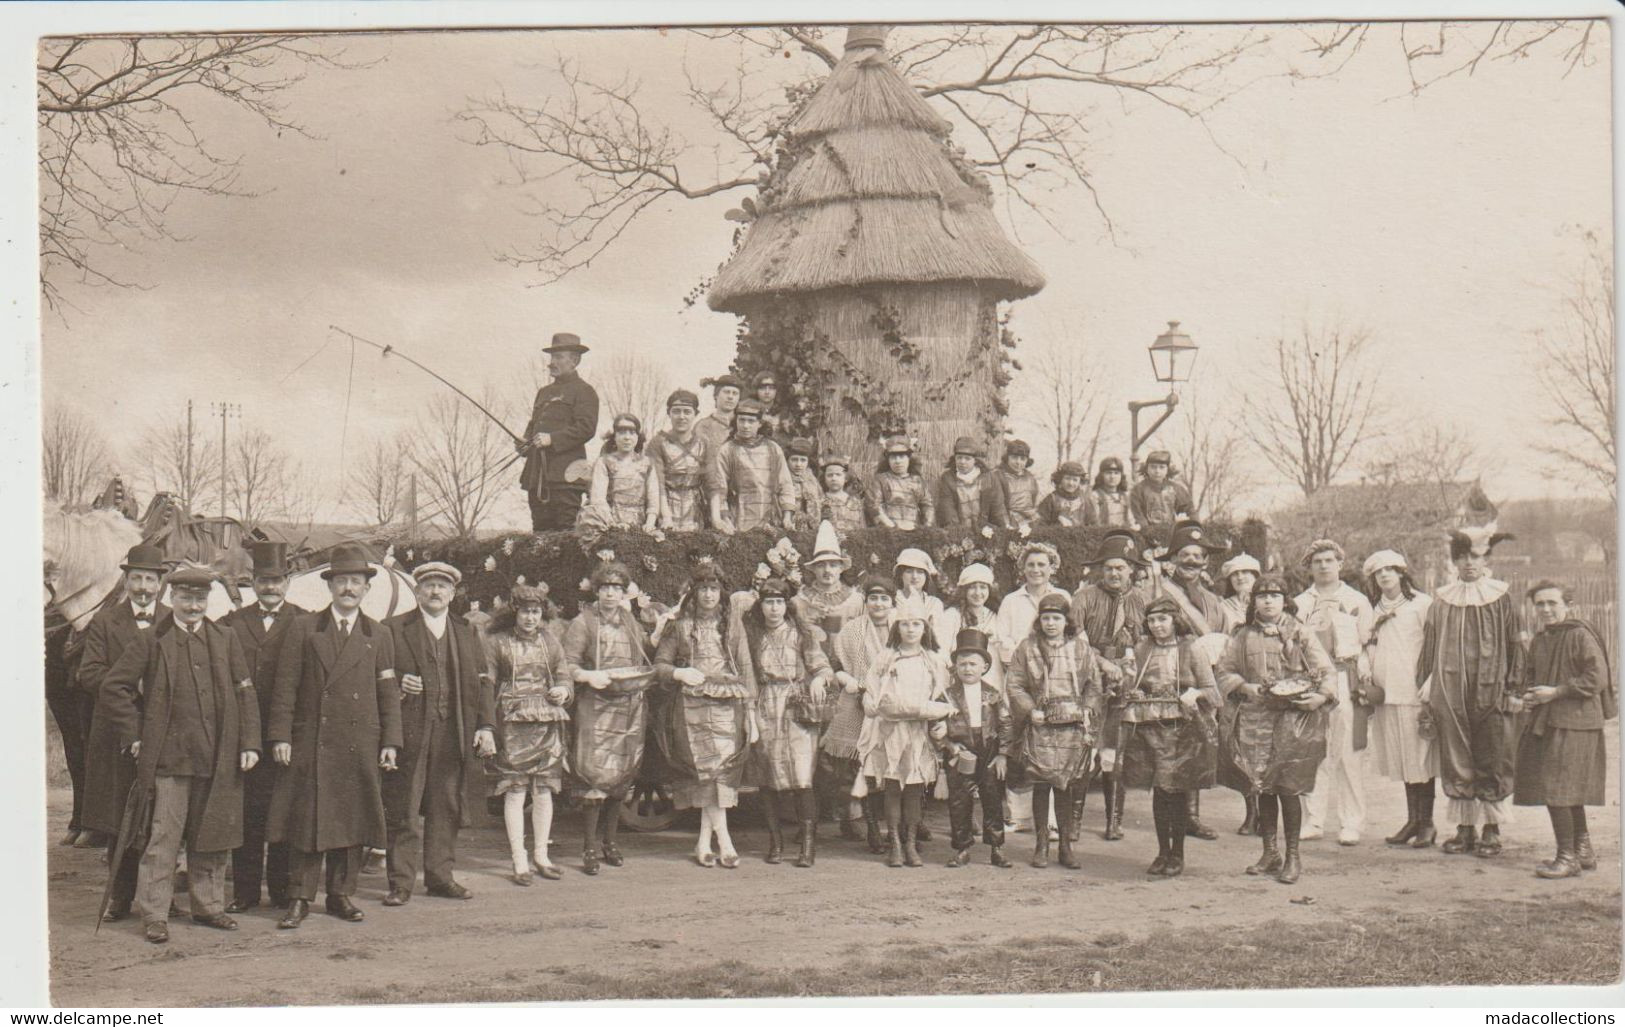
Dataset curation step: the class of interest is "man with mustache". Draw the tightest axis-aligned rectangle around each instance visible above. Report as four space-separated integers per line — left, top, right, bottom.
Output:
221 541 306 912
267 544 403 928
80 544 171 923
1154 520 1227 840
518 333 601 532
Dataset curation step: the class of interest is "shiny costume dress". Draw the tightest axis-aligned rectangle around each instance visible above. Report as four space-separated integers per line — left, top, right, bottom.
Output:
483 627 573 794
562 606 655 800
654 616 753 809
1214 616 1336 796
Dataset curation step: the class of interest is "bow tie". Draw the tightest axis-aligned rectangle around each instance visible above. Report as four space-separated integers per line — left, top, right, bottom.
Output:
133 611 153 623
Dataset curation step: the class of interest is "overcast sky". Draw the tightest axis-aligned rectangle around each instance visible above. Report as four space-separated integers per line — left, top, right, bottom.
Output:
39 21 1613 528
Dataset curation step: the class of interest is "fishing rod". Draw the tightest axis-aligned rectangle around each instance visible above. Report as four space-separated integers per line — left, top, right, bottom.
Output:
329 324 528 447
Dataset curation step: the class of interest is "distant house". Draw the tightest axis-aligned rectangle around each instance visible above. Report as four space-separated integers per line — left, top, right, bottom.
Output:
1553 530 1608 564
1307 479 1499 529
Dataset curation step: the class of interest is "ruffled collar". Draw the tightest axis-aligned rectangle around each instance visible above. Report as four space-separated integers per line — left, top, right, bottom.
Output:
1434 578 1509 607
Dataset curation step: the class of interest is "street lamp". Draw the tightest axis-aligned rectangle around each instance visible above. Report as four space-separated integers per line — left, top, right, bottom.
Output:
1129 321 1199 476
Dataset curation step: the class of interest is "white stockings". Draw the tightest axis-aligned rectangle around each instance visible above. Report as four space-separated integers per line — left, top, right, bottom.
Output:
696 804 736 859
504 783 557 874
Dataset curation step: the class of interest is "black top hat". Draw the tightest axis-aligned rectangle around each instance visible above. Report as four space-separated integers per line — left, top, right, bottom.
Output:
321 543 377 580
542 332 589 354
120 544 167 574
248 540 291 578
1091 530 1147 567
951 628 992 665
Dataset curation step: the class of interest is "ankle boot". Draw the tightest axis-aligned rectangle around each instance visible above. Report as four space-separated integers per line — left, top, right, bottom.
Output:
1275 836 1301 884
1165 822 1186 878
1102 774 1119 841
1186 792 1217 840
1441 824 1476 855
1386 784 1420 846
886 829 904 868
1409 785 1437 848
989 844 1012 868
1575 832 1596 871
1105 778 1125 841
864 798 885 854
903 824 924 868
1474 823 1502 858
1536 848 1581 879
1148 800 1170 876
1246 833 1282 875
1237 792 1258 836
795 820 817 868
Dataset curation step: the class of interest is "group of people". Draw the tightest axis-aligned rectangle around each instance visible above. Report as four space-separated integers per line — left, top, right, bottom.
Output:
514 332 1195 535
55 500 1612 946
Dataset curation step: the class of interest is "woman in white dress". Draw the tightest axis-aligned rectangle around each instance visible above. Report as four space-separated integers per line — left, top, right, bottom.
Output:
1361 549 1438 849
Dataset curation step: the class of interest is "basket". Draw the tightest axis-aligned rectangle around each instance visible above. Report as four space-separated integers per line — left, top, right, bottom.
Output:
1040 696 1087 725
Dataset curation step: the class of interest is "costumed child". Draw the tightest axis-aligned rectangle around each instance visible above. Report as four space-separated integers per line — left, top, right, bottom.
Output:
894 548 949 657
868 437 933 531
1215 552 1262 835
832 576 897 853
818 453 867 534
991 439 1040 529
1085 456 1133 528
934 435 1006 529
793 524 866 839
858 595 954 868
1037 461 1089 526
1129 450 1194 528
580 413 660 532
785 438 824 531
938 563 1001 674
1213 576 1335 884
741 576 833 867
650 389 713 532
563 561 657 875
1360 549 1438 849
483 583 573 884
706 399 797 535
1119 597 1221 878
939 628 1014 868
1005 592 1105 869
654 565 756 869
750 370 786 442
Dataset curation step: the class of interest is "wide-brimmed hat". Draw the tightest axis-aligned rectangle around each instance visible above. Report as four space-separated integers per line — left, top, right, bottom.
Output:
1091 530 1146 567
1361 549 1408 579
951 628 992 665
412 561 462 587
1219 553 1262 581
957 563 995 588
542 332 589 354
951 436 984 459
1051 460 1087 486
893 548 938 576
665 388 700 411
806 521 849 568
322 543 377 580
248 540 291 578
120 544 167 574
168 563 217 592
1166 519 1223 554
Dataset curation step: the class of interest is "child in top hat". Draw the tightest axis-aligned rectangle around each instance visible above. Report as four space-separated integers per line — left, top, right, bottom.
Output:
991 439 1040 529
939 628 1014 868
868 437 933 531
1038 461 1089 526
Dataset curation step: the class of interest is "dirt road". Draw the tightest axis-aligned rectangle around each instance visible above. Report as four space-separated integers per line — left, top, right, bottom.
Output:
48 770 1621 1005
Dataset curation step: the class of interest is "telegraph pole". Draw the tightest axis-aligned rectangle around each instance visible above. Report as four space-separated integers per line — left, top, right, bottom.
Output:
211 402 241 519
185 400 195 510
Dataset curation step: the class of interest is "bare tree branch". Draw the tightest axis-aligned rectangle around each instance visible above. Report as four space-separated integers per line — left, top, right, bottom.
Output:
1170 390 1255 519
346 435 409 529
1534 228 1615 495
135 408 221 513
405 391 513 538
42 405 113 509
1020 335 1108 468
599 352 672 439
225 426 292 525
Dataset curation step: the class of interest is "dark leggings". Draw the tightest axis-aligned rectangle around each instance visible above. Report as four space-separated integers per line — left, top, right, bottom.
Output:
1547 805 1588 848
882 781 924 833
581 796 623 850
1255 792 1301 838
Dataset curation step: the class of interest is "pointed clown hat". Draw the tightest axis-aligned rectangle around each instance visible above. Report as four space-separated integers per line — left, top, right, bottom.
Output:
806 520 850 569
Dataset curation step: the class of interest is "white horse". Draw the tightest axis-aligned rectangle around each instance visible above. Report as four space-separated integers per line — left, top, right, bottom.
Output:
43 500 143 630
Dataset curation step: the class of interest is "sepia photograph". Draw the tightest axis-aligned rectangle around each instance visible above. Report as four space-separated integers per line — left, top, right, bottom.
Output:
18 1 1623 1008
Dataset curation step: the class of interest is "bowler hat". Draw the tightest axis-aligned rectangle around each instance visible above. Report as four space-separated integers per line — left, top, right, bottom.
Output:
951 628 992 666
248 540 291 578
542 332 589 354
120 544 167 574
321 543 377 580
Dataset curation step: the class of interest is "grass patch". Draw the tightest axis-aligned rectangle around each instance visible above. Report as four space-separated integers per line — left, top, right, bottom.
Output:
358 896 1621 1002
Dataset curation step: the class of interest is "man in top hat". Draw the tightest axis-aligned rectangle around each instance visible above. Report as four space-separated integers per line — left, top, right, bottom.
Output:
1294 539 1377 846
650 388 713 531
1130 450 1194 528
1154 520 1226 839
221 541 307 911
383 562 497 905
267 544 403 928
694 373 743 452
1416 527 1524 858
518 333 601 532
99 565 261 943
81 543 171 922
706 399 796 535
935 435 1007 529
1070 530 1149 841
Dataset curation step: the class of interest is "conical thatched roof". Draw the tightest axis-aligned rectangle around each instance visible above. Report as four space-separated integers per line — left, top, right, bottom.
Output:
708 27 1045 313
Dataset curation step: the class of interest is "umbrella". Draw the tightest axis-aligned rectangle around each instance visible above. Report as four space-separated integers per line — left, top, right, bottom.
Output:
94 778 152 933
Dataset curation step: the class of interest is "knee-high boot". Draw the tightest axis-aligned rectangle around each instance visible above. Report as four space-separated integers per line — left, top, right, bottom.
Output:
1238 791 1259 836
1068 774 1088 843
794 788 817 868
1247 793 1281 875
1186 790 1217 840
1030 784 1052 868
1277 795 1303 884
884 785 904 868
1164 791 1188 877
580 801 602 875
1148 790 1171 876
864 793 885 854
1105 774 1125 840
1101 771 1120 841
1386 783 1420 846
1056 783 1081 869
1409 779 1437 849
760 789 785 864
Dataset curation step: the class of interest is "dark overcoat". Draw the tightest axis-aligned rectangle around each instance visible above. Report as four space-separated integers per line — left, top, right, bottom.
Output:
78 599 171 835
99 620 262 852
267 611 403 852
388 611 498 828
222 601 308 815
519 371 600 497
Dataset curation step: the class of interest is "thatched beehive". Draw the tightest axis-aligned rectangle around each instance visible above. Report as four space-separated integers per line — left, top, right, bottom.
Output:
708 24 1045 469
